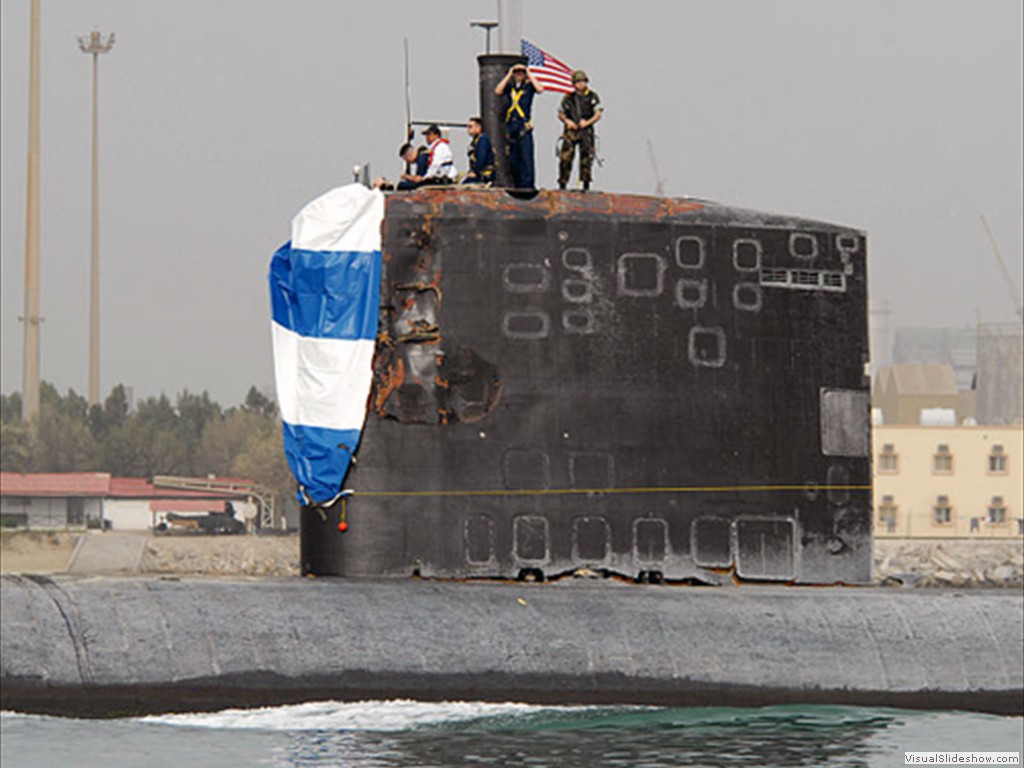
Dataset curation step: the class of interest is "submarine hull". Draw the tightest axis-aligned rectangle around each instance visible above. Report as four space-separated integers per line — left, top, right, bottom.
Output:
311 189 872 583
2 575 1021 717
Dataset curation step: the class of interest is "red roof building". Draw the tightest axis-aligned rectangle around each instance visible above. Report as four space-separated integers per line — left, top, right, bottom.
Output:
0 473 255 531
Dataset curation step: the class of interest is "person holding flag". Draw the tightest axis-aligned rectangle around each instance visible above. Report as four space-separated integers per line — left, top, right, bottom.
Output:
495 63 543 189
521 39 574 94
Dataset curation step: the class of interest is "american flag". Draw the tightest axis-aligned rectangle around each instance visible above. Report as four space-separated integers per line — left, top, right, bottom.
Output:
521 39 575 94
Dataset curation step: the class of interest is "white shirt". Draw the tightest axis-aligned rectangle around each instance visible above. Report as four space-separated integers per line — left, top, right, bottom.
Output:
425 138 456 180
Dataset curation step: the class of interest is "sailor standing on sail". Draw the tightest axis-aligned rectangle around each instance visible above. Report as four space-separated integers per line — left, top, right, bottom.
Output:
495 63 543 189
558 70 603 191
422 124 457 183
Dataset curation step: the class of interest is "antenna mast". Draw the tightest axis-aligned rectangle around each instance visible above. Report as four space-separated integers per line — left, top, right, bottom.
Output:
403 37 412 140
646 139 666 197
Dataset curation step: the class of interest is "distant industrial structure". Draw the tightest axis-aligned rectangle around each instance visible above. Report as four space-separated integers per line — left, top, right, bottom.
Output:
890 326 977 391
976 323 1024 426
872 323 1023 427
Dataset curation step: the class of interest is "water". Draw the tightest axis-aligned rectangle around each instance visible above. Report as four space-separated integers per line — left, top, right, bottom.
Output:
2 701 1020 768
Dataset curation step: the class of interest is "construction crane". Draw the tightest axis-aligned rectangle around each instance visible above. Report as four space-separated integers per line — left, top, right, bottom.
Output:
646 139 666 198
979 213 1024 322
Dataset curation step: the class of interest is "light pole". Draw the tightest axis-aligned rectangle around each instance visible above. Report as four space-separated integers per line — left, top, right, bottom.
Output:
470 21 499 54
78 30 114 406
22 0 41 423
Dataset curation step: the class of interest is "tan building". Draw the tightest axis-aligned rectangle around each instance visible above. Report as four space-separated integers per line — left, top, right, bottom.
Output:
874 363 973 425
873 424 1024 538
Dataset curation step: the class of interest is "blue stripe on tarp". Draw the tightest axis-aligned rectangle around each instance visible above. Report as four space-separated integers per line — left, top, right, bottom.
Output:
269 242 382 341
282 422 363 504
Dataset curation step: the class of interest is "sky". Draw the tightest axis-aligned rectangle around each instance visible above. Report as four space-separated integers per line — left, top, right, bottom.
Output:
1 0 1022 407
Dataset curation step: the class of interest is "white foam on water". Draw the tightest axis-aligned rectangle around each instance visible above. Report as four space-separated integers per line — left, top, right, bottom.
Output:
138 699 603 732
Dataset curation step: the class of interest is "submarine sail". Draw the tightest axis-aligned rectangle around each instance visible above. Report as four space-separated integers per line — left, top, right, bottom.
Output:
299 187 872 584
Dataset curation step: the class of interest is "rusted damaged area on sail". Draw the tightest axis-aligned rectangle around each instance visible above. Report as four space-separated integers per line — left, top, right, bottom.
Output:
372 195 502 425
370 186 703 426
380 186 704 220
371 333 405 417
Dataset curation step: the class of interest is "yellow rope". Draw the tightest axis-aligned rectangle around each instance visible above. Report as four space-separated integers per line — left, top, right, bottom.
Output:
350 484 871 499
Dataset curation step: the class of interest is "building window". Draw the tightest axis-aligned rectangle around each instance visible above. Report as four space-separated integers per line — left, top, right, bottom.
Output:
988 445 1007 474
878 443 899 473
878 495 898 533
933 495 953 525
933 444 953 474
988 497 1007 525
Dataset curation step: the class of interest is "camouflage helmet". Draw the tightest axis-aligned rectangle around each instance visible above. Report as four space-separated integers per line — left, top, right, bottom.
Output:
571 69 588 83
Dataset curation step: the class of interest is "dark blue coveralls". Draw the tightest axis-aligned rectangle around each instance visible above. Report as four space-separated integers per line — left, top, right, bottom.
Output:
397 149 430 191
503 81 537 189
463 133 495 184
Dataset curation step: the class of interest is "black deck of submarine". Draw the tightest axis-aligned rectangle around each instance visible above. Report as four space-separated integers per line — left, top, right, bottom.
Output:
2 574 1021 717
303 187 873 585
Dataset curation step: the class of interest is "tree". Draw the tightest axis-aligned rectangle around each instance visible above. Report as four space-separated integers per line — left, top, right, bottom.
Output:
175 390 222 473
242 386 277 419
135 394 177 431
102 419 188 477
1 382 295 490
1 392 23 424
31 396 100 472
231 421 295 516
89 384 130 440
197 409 272 477
0 420 32 472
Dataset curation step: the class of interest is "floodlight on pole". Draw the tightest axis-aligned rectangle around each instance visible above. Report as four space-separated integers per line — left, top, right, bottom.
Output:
470 21 499 54
22 0 42 423
78 30 115 405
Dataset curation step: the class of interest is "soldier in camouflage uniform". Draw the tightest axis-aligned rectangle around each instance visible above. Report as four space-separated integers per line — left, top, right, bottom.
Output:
558 70 603 191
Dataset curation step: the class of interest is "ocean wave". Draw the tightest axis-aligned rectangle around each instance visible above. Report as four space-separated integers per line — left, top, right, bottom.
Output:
137 699 624 732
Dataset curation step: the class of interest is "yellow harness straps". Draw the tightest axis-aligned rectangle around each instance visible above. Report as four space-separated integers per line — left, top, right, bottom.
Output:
506 87 527 122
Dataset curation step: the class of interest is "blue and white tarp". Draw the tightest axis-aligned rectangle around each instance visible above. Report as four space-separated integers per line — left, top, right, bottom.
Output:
269 184 384 504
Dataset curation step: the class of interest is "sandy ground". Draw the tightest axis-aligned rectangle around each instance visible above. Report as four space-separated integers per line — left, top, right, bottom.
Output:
0 531 79 574
874 537 1023 587
1 531 299 577
139 533 299 576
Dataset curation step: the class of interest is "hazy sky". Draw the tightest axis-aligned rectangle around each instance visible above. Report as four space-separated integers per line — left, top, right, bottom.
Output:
2 0 1021 406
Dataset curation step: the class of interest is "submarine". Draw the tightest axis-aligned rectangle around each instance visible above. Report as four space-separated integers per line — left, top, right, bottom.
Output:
2 51 1021 718
300 52 873 586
